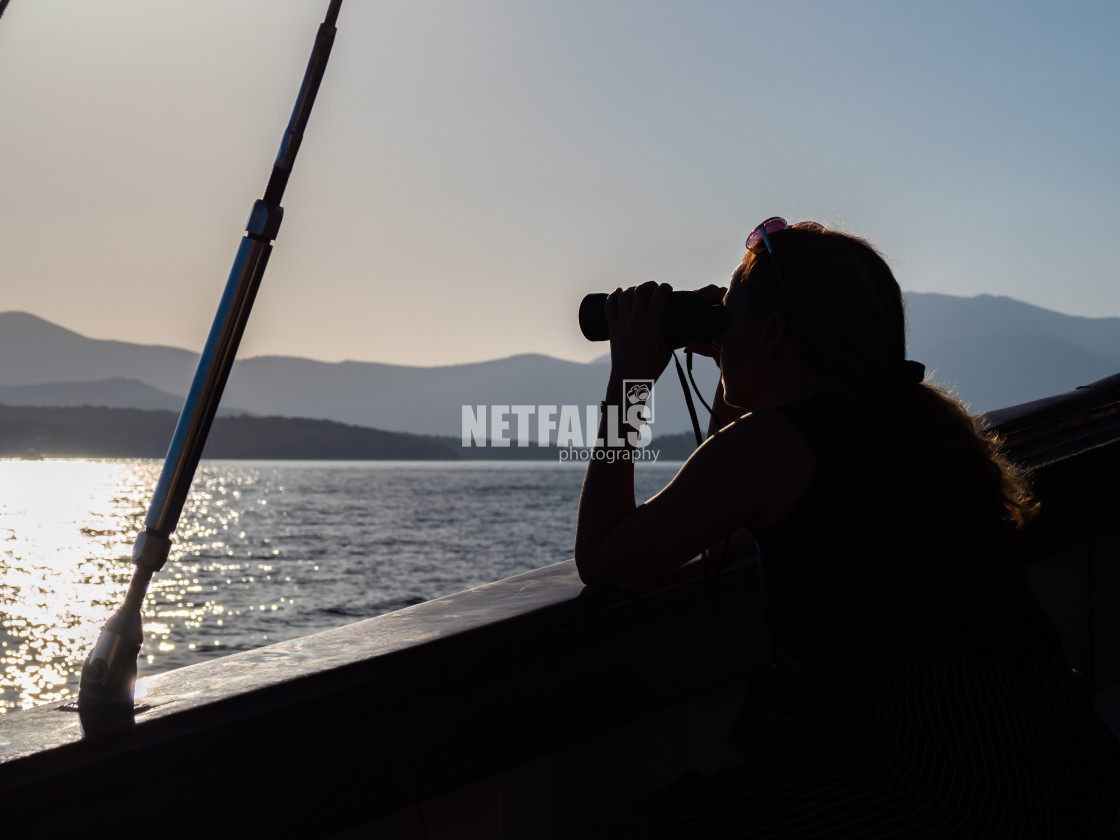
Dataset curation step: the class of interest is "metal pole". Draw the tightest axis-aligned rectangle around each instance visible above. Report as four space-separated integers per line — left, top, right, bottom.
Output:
78 0 344 731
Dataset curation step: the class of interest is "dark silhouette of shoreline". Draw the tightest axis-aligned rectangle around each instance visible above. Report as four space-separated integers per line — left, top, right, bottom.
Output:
0 404 701 461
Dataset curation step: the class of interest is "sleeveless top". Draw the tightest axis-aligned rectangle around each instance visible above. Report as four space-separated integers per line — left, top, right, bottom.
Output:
750 390 1063 691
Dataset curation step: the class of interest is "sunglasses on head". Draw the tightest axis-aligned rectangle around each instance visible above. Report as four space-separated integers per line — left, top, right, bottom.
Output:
745 217 826 253
745 217 826 308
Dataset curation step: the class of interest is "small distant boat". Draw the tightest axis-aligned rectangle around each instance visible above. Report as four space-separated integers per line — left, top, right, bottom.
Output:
1 375 1118 836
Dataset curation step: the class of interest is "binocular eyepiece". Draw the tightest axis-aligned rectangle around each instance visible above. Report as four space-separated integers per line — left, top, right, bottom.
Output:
578 291 724 349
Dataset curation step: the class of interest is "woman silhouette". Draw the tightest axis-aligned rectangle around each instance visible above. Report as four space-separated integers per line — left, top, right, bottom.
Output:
574 220 1120 838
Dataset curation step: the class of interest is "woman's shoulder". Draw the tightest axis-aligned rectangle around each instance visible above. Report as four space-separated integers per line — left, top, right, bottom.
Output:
712 400 816 447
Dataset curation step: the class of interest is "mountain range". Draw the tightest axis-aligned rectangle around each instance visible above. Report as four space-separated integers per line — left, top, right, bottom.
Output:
1 294 1118 445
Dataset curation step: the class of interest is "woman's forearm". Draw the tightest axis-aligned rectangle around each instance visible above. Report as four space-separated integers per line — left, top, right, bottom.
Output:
573 374 644 583
574 281 673 585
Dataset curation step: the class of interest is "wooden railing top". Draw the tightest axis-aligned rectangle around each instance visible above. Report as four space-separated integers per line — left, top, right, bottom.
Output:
985 373 1120 466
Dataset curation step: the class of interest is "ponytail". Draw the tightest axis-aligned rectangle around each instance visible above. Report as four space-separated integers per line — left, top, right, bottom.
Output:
892 384 1038 528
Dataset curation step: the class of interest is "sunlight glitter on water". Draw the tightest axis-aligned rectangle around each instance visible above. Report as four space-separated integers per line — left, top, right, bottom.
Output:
0 459 253 713
0 459 151 711
1 457 680 714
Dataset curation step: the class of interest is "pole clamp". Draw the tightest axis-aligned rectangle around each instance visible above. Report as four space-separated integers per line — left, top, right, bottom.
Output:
246 198 284 241
133 529 172 572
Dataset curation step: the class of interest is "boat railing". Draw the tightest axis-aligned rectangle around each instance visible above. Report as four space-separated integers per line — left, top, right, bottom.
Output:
985 372 1120 465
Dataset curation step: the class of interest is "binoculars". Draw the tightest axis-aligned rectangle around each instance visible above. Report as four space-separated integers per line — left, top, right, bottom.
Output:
578 291 724 349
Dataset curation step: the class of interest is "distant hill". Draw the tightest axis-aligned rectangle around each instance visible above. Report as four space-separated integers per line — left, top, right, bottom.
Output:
1 295 1118 441
0 405 456 460
0 311 201 391
0 403 701 461
0 311 720 437
0 377 246 415
1 403 690 461
905 294 1120 410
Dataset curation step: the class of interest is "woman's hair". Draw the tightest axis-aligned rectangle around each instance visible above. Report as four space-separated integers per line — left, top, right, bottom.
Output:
733 227 1037 527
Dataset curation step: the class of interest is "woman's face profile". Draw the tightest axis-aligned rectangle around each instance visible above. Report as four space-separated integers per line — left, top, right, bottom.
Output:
719 276 769 410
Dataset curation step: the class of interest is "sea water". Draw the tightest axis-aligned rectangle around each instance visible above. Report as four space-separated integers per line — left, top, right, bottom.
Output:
0 458 682 713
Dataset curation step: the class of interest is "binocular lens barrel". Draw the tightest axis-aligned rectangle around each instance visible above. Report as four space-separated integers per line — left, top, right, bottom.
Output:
578 291 724 349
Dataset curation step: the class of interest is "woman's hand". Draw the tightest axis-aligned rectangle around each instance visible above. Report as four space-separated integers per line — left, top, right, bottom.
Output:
605 281 673 382
684 284 727 366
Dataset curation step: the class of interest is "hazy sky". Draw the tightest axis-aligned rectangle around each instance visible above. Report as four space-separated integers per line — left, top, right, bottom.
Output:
1 1 1117 366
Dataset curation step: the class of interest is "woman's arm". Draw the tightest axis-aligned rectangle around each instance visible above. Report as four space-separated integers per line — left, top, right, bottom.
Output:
574 408 815 587
572 371 643 579
572 282 672 580
573 281 814 587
